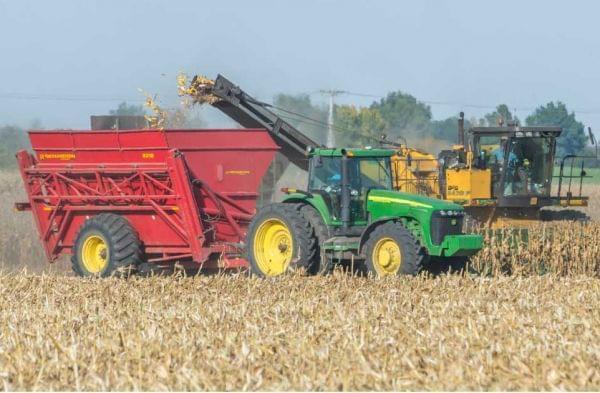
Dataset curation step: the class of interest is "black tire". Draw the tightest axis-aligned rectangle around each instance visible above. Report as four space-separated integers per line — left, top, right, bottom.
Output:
246 203 316 277
363 221 426 277
300 205 333 275
71 213 142 277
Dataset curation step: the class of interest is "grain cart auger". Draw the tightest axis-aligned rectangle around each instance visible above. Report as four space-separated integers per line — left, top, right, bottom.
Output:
193 74 483 276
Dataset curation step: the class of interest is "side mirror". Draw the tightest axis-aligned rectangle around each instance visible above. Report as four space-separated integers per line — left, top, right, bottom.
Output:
407 153 412 167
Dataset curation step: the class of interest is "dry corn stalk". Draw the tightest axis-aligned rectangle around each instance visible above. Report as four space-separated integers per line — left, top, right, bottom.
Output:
177 72 220 106
0 272 598 390
137 73 218 130
139 90 168 130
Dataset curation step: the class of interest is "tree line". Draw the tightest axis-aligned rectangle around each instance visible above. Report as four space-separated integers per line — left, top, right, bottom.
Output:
273 93 591 158
0 92 593 169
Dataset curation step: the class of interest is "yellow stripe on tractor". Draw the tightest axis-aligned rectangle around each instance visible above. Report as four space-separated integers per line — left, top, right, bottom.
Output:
368 195 433 209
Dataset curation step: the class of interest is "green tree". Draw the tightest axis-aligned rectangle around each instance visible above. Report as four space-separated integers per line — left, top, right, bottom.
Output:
526 102 587 156
273 94 328 144
109 101 145 116
334 106 387 146
428 116 473 144
370 92 432 138
482 104 519 126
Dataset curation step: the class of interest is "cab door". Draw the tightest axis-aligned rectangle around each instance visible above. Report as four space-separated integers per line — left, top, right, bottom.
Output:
307 156 343 221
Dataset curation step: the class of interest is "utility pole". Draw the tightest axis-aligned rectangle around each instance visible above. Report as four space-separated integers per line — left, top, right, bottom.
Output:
320 90 346 148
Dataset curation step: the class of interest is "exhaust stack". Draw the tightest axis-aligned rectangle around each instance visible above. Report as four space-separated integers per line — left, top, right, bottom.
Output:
458 111 465 147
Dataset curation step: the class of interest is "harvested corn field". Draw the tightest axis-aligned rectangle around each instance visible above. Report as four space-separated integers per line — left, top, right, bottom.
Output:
2 170 600 390
0 273 598 390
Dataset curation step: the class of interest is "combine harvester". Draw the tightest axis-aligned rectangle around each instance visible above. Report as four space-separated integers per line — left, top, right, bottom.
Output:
390 113 597 227
15 75 482 277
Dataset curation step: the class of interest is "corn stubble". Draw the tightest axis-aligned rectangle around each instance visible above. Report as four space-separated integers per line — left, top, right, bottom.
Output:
0 273 599 391
2 171 600 390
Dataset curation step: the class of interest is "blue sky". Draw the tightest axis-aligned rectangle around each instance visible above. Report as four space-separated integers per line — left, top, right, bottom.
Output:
1 0 600 131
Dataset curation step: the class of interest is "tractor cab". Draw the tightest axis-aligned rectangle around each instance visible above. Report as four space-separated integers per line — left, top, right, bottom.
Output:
306 148 394 226
469 126 559 206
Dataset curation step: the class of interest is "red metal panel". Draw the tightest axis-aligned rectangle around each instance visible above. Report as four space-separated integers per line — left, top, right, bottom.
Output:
18 128 279 268
167 129 277 215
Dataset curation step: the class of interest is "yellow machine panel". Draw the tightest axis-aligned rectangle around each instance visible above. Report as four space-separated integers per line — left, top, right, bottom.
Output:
445 169 491 203
391 147 440 197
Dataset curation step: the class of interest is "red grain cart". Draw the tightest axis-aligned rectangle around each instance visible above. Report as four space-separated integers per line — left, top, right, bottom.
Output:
15 128 278 275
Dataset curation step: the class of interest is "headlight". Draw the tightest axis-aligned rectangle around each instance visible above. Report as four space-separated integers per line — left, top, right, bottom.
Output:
440 210 464 217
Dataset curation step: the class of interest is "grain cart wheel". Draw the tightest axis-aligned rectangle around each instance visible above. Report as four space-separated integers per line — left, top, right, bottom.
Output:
247 203 316 277
71 213 142 277
363 221 425 277
300 205 333 275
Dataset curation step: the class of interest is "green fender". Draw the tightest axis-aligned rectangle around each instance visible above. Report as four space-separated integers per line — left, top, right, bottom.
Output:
358 216 423 254
280 193 336 226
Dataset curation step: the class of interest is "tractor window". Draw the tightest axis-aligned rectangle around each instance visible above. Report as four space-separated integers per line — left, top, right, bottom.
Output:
308 157 342 192
347 157 392 223
356 157 392 191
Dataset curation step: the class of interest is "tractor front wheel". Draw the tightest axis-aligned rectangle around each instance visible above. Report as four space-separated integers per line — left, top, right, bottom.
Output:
71 213 142 277
363 221 425 277
246 203 316 277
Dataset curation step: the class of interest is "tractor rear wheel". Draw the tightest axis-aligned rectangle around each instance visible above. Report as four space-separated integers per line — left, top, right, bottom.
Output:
300 205 332 275
71 213 142 277
246 203 316 277
363 221 425 277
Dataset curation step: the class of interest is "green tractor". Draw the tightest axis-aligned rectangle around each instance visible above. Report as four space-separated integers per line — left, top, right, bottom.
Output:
246 147 483 277
186 74 483 277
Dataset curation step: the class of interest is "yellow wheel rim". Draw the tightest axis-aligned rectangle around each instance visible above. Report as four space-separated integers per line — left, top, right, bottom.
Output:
372 237 402 276
253 218 293 276
81 235 109 273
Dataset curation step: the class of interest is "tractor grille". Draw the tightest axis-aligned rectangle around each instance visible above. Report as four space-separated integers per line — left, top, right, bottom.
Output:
430 211 464 245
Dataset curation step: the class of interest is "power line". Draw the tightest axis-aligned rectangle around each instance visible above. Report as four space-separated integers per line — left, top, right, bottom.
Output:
0 92 146 103
268 104 386 146
4 90 600 120
276 112 384 147
266 102 359 136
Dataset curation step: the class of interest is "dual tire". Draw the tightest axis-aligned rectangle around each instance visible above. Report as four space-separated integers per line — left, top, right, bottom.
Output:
246 203 317 277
